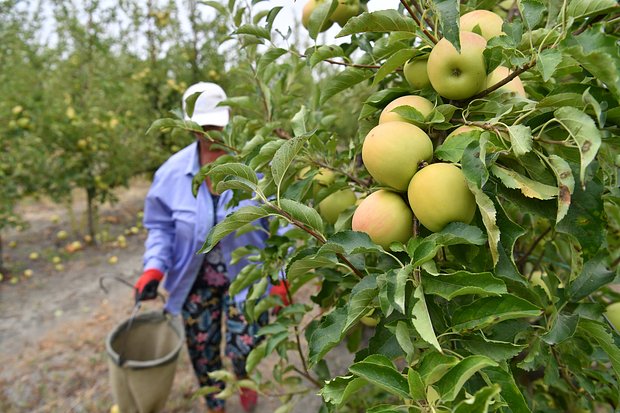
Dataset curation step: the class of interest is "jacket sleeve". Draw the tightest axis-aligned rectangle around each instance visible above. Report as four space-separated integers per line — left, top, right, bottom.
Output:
143 172 175 274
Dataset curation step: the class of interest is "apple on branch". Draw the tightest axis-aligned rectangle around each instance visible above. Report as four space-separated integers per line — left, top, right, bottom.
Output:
362 121 433 191
408 163 477 232
403 58 431 90
460 10 505 40
378 95 434 125
352 190 413 249
427 31 487 100
485 66 527 97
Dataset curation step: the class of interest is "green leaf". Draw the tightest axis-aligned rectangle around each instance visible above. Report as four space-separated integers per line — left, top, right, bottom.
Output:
229 265 263 297
454 384 501 413
417 351 459 385
307 307 348 366
536 48 563 82
336 10 419 37
271 136 308 192
278 198 324 234
208 162 258 185
431 0 460 50
507 124 533 156
309 45 345 68
578 319 620 382
547 155 575 223
373 49 418 86
468 184 500 265
345 276 379 331
411 285 442 353
395 321 416 361
537 92 584 109
199 206 271 253
556 177 605 259
451 295 541 331
566 0 619 20
320 375 367 406
199 1 228 15
482 367 532 413
393 265 410 314
349 355 410 399
460 336 527 362
554 107 602 185
320 68 375 105
495 202 527 285
434 355 498 402
542 313 579 345
519 0 545 29
422 271 507 300
568 253 614 301
245 342 267 373
321 230 383 255
491 165 558 200
561 26 620 100
286 249 337 280
290 105 310 137
308 0 337 40
407 368 426 400
429 222 487 247
235 24 271 40
462 140 488 189
257 48 287 74
435 133 478 163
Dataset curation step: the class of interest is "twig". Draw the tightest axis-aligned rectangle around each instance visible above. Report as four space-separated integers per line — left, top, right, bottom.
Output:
550 347 594 400
271 204 365 279
399 0 438 44
408 0 436 33
292 366 322 387
517 226 552 271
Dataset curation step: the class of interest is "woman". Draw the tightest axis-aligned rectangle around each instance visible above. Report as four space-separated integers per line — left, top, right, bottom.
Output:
134 82 287 413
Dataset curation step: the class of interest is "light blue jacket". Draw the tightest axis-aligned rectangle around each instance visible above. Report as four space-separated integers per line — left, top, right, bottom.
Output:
143 141 268 315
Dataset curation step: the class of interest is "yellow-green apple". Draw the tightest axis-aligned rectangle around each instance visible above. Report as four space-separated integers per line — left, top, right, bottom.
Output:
460 10 504 40
378 95 434 124
403 58 431 90
352 190 413 249
485 66 526 97
427 31 487 100
444 125 483 142
407 163 477 232
318 188 357 224
362 121 433 191
302 0 333 31
606 302 620 331
330 0 362 26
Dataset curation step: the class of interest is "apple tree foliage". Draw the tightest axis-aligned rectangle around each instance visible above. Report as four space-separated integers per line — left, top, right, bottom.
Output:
157 0 620 411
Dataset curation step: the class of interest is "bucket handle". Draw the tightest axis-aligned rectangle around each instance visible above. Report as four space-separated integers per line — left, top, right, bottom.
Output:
99 275 166 305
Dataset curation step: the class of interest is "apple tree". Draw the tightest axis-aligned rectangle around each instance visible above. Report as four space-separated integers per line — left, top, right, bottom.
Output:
151 0 620 411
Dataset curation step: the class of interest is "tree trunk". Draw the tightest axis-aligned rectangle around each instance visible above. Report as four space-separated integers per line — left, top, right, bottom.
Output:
0 233 6 275
86 187 98 244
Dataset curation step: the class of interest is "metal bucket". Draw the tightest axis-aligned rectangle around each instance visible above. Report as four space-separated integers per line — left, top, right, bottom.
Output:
106 310 185 413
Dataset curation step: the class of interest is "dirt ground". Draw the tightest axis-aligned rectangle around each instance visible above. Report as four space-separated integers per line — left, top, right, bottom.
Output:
0 178 346 413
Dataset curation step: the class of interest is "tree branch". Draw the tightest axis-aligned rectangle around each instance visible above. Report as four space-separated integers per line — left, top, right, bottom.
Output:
461 59 537 102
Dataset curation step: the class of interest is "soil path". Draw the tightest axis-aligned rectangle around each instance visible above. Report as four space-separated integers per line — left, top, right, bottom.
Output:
0 179 348 413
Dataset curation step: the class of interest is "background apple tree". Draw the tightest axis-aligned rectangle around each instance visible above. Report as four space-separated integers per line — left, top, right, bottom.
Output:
150 0 620 411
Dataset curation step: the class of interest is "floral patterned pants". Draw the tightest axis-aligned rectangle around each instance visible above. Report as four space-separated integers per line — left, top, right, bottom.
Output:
181 245 268 411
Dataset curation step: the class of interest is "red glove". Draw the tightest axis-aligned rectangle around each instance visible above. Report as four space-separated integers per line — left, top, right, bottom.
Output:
270 280 291 314
134 268 164 302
